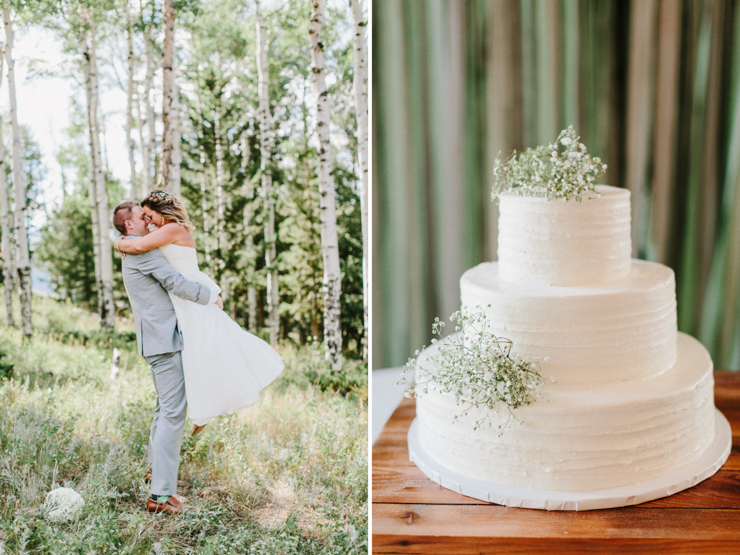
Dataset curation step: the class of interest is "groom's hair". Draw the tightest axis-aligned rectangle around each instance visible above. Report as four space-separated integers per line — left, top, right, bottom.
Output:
113 202 139 235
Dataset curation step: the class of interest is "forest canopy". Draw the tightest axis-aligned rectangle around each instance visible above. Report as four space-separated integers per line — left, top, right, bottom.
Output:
0 0 367 364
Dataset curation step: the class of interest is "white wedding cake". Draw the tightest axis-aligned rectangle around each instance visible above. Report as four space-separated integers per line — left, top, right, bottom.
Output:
412 185 728 496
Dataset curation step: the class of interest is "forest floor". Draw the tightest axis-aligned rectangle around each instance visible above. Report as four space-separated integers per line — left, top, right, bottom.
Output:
0 291 368 554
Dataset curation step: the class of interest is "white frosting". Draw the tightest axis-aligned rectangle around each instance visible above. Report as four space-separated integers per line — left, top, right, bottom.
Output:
416 333 715 492
497 185 631 286
413 182 719 494
461 260 677 389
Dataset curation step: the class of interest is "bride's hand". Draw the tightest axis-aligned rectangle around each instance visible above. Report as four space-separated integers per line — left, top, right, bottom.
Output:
216 296 223 310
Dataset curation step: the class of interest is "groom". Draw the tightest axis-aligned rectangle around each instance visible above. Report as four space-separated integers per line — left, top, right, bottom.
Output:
113 201 222 515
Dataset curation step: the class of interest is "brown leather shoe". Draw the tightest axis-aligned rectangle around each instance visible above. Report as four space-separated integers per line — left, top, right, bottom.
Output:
192 424 206 437
146 495 183 515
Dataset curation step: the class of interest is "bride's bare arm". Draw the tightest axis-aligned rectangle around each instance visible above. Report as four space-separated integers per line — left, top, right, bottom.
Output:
117 223 184 254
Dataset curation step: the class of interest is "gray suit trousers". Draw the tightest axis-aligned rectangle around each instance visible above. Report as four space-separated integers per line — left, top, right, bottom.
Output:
145 351 187 496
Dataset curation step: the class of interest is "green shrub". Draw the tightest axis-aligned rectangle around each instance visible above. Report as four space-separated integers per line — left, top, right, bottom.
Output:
278 345 368 400
0 350 13 379
45 328 138 350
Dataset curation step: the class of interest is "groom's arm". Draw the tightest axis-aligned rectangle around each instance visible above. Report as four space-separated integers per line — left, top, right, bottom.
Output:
134 250 217 306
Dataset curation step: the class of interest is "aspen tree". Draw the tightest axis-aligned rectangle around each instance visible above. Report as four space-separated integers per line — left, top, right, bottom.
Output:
0 106 13 328
161 0 180 196
126 0 138 200
136 94 147 192
0 49 13 327
240 132 257 333
84 14 116 329
256 0 279 345
309 0 342 370
171 57 182 195
82 32 102 319
0 118 13 327
213 102 226 277
3 6 32 337
142 9 155 191
194 90 211 267
350 0 368 360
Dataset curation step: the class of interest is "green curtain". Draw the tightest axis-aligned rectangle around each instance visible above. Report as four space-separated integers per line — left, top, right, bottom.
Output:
373 0 740 371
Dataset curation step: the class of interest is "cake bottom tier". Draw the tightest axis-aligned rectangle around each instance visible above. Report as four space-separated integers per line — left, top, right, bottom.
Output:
415 332 716 492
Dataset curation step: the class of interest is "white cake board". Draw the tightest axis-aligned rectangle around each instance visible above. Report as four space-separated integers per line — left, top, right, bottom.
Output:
408 409 732 511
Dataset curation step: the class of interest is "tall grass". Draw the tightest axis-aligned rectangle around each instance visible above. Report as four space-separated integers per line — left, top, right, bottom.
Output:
0 293 368 554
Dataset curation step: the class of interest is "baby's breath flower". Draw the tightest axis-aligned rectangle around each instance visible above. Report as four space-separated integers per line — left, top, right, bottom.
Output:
491 126 607 202
396 308 546 433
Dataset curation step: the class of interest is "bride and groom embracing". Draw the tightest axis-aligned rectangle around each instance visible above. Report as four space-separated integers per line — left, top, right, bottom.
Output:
112 190 284 515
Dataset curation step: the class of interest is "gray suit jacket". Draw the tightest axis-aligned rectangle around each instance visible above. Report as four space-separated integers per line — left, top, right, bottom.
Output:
121 248 210 357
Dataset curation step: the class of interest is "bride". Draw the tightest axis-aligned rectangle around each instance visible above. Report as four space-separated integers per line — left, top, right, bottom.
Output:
116 189 284 434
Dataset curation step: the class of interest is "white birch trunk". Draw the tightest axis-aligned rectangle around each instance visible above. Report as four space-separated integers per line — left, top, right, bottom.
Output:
309 0 342 370
256 0 279 346
193 90 211 267
300 84 322 345
0 112 14 328
126 1 138 200
199 159 210 263
4 7 31 337
136 94 147 195
349 0 368 360
199 137 211 266
144 26 155 191
88 19 116 329
240 134 257 333
248 286 257 333
214 104 226 275
82 34 102 318
0 52 14 327
161 0 179 195
110 347 121 380
171 57 181 196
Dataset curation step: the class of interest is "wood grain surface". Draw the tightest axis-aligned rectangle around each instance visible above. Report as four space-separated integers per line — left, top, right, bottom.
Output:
371 371 740 554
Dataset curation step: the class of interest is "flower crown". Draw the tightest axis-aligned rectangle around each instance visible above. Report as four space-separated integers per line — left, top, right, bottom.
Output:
148 190 175 205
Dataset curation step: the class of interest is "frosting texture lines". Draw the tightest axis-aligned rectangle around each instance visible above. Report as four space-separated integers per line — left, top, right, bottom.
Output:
461 260 677 388
416 333 715 492
497 185 631 286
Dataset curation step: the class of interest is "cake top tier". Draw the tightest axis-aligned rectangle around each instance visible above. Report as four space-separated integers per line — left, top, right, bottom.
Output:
497 185 631 286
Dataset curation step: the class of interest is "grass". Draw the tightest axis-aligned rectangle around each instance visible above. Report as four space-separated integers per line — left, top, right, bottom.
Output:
0 291 368 554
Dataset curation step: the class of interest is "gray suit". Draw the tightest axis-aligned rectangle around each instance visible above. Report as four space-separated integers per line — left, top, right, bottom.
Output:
121 248 211 497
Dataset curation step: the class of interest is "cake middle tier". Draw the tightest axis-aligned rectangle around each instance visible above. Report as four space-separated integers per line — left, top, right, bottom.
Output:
461 259 677 389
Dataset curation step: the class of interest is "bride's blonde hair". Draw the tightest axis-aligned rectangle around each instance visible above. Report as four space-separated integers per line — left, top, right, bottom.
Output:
141 189 195 232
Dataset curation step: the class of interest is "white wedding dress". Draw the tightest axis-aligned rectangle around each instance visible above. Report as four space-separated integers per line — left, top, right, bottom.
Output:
158 244 284 426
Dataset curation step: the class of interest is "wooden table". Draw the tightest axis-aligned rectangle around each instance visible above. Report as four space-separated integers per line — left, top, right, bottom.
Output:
372 371 740 554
